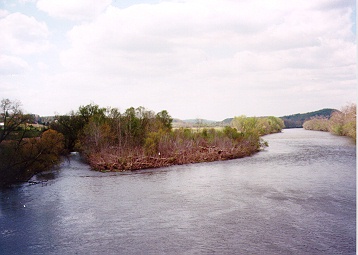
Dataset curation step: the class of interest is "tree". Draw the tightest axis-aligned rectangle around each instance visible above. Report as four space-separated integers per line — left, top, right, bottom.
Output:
51 104 108 152
78 103 106 123
0 99 33 144
329 103 356 140
50 112 83 152
0 99 65 186
0 129 64 186
303 117 329 131
156 110 173 131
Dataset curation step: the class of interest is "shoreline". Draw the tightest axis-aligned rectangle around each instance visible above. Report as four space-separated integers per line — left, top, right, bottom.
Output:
88 143 260 172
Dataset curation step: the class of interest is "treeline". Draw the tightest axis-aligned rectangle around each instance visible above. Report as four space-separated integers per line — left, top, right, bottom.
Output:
303 103 356 141
232 115 285 136
50 104 284 171
281 108 336 128
0 99 65 187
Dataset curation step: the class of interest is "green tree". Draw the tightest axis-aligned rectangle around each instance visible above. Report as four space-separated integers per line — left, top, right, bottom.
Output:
156 110 173 131
50 113 83 152
51 103 107 152
78 103 106 123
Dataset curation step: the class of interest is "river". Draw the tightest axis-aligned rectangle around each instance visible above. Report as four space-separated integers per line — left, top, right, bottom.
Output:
0 129 356 254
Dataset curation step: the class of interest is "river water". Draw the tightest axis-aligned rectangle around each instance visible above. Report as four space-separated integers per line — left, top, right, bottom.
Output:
0 129 356 254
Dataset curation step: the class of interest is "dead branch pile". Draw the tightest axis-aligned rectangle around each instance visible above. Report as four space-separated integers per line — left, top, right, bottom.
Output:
88 142 258 172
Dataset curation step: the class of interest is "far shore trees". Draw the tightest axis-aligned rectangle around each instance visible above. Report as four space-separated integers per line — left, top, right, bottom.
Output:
303 103 356 141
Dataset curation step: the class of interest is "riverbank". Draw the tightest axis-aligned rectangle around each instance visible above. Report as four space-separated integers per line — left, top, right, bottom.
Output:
303 103 356 141
87 140 260 171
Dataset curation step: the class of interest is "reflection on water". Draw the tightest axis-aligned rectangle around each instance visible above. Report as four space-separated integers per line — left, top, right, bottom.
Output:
0 129 356 254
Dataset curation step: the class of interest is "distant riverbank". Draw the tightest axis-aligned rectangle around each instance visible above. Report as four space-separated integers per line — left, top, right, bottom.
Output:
303 103 356 141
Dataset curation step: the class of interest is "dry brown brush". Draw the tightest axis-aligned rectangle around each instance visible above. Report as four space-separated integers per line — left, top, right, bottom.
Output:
86 128 260 171
303 103 356 141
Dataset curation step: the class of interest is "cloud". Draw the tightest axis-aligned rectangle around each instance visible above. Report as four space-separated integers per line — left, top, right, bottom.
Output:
0 55 29 75
0 9 9 18
313 0 355 10
0 11 49 76
36 0 112 21
60 0 355 76
0 12 49 55
2 0 355 118
51 0 356 118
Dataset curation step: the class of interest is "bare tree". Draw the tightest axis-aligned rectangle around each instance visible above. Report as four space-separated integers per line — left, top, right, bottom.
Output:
0 99 33 144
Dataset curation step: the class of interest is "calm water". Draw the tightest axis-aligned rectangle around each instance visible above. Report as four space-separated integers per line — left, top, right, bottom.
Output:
0 129 356 254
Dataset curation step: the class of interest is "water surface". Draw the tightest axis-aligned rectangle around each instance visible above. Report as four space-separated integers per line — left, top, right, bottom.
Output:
0 129 356 254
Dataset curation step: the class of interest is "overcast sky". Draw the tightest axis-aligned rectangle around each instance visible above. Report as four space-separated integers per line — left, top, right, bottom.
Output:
0 0 356 120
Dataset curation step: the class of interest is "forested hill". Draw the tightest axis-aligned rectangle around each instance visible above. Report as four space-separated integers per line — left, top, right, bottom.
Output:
280 108 337 128
166 109 337 129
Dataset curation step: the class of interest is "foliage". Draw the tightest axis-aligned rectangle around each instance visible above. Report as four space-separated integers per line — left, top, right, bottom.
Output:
65 104 275 171
51 104 174 159
50 113 82 152
0 98 34 144
303 103 356 141
0 98 65 187
0 129 64 186
50 103 107 152
232 116 284 136
302 117 329 131
231 115 283 151
329 104 356 140
156 110 173 131
0 100 285 177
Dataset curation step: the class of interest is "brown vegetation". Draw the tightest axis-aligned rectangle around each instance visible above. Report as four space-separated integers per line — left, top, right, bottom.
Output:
303 103 356 141
86 128 261 171
50 104 284 172
77 112 283 171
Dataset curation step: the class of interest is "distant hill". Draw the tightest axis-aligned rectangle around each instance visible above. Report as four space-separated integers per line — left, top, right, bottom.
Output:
222 118 233 125
280 108 337 128
173 108 338 129
172 118 191 128
182 119 217 124
172 118 221 128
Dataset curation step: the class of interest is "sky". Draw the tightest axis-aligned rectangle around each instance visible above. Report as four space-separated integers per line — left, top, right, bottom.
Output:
0 0 356 120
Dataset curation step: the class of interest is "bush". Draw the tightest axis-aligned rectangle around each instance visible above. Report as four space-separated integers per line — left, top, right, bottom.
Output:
303 117 329 131
303 103 356 141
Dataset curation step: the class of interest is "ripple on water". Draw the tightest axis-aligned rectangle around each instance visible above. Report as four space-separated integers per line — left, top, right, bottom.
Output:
0 129 355 255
